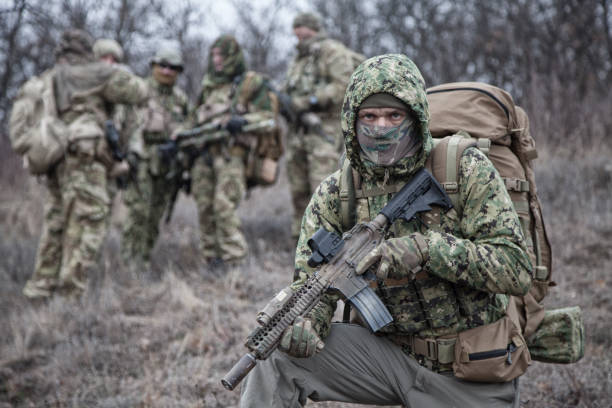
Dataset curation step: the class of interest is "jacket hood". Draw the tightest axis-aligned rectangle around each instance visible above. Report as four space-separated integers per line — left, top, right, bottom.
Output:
203 35 246 88
341 54 432 181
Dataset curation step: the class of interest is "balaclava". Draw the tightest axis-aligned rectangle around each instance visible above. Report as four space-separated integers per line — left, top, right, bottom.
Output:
356 93 421 167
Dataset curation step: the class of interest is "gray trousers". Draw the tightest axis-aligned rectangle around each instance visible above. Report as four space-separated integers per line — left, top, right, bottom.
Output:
240 323 520 408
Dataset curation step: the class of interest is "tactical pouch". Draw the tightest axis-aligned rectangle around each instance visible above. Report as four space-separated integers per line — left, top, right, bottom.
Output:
246 155 279 186
527 306 585 364
453 313 531 382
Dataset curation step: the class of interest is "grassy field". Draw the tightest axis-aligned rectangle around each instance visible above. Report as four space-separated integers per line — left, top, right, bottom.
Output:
0 148 611 407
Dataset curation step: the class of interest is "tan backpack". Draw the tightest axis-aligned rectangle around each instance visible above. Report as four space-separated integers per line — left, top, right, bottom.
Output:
234 71 284 188
9 70 68 174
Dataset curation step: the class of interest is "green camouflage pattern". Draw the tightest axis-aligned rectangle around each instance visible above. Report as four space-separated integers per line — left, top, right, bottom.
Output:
283 34 358 238
355 234 424 280
201 35 246 90
191 43 277 263
23 61 147 299
292 12 322 31
279 316 325 358
121 77 190 265
292 54 532 348
23 157 110 299
528 306 585 363
21 63 145 297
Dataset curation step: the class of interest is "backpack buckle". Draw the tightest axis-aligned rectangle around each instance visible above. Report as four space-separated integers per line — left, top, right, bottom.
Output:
442 182 458 193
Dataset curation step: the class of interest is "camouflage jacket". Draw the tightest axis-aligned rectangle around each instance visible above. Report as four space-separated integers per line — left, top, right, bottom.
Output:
193 71 278 147
293 54 533 341
136 77 190 146
283 33 357 119
54 61 147 144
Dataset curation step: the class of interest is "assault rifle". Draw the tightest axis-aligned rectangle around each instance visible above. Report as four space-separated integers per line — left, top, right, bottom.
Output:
159 118 277 223
104 120 125 161
221 168 453 391
104 120 140 190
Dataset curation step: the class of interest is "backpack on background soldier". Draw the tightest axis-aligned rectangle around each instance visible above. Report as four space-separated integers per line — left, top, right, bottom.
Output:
9 70 68 174
233 72 284 189
339 82 584 365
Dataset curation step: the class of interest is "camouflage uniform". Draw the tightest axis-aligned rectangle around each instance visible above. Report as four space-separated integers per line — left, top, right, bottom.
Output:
283 13 361 238
240 55 533 407
191 35 278 264
23 30 148 299
92 38 137 204
121 47 190 266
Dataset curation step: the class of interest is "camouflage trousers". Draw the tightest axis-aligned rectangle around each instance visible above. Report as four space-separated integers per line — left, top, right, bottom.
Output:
287 122 342 239
23 153 111 299
191 148 248 263
120 158 173 265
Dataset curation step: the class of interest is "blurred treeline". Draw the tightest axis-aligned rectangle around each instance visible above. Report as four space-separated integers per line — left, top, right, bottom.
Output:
1 0 610 155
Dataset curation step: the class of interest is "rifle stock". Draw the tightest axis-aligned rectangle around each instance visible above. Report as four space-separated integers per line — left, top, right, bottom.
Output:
221 168 453 391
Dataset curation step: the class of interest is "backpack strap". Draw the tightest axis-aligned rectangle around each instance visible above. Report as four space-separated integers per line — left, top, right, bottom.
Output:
339 155 357 231
426 132 478 209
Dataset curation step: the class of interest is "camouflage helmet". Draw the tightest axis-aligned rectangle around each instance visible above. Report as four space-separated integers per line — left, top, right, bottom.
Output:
93 38 124 62
151 45 184 71
55 29 94 63
206 34 246 82
292 12 322 32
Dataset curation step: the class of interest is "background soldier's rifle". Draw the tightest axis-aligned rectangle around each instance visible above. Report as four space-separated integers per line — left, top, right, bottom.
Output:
104 119 139 191
159 118 277 223
221 168 453 391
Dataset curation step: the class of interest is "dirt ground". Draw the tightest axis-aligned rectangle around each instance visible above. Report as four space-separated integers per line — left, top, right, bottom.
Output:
0 151 611 408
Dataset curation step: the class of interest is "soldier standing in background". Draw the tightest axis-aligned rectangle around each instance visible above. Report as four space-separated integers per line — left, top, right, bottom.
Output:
191 35 279 268
283 12 364 241
120 46 190 269
92 38 138 202
22 30 148 300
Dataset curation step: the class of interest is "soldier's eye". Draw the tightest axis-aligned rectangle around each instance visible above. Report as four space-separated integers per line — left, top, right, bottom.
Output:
359 113 376 121
390 111 405 120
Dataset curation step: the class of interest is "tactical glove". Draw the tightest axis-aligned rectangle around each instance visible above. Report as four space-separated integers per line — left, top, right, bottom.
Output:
225 115 248 135
279 317 325 358
355 233 429 280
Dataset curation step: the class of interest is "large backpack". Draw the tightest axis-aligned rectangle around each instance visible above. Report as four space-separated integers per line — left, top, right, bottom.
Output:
339 82 557 342
9 70 68 174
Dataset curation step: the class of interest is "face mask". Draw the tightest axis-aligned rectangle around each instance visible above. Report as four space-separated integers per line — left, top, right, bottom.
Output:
356 117 421 166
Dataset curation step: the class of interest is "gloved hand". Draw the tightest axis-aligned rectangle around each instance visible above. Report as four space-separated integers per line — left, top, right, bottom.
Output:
279 317 325 358
225 115 248 135
355 233 429 280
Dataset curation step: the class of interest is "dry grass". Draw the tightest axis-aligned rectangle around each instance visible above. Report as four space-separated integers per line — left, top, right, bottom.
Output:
0 147 611 408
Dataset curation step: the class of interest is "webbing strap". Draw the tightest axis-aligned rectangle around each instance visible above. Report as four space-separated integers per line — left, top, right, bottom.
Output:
476 138 491 156
504 177 530 192
355 183 405 198
389 334 456 364
513 200 534 249
444 135 462 203
338 157 357 231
